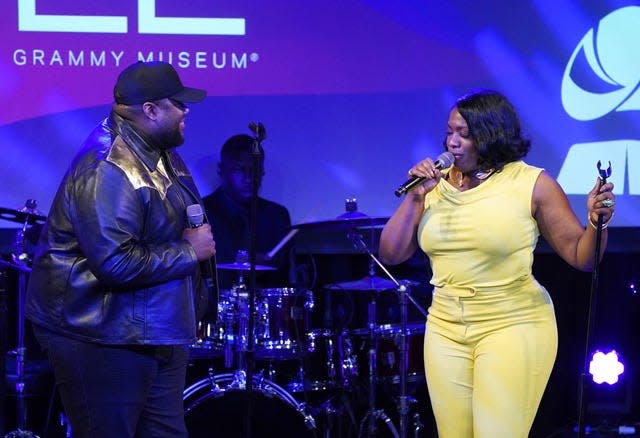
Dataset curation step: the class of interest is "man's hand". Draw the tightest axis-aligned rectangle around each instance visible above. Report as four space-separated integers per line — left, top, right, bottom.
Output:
183 224 216 261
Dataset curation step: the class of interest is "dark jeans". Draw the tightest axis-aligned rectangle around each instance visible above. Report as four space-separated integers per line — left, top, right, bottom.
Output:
32 325 189 438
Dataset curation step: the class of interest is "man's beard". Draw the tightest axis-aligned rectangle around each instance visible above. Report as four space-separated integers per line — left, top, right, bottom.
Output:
157 124 184 149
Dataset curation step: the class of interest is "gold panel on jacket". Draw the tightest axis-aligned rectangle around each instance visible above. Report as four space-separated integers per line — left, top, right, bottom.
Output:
107 137 172 200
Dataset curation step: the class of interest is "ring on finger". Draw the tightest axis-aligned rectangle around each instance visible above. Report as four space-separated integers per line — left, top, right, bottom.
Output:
602 198 614 208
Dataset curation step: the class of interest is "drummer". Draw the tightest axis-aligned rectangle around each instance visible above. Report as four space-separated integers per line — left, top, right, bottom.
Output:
202 133 292 291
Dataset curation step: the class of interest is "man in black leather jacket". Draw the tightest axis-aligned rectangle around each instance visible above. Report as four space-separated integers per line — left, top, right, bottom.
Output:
25 61 215 437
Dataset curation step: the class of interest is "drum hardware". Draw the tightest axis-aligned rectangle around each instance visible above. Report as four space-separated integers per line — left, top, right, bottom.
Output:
216 262 277 271
254 287 312 359
0 204 46 227
202 284 314 364
327 275 401 292
290 206 388 255
228 282 251 374
345 230 428 438
336 331 358 389
190 248 318 433
224 288 241 369
412 412 426 437
2 199 44 438
357 288 399 438
214 251 313 363
286 328 358 394
291 215 389 233
0 260 32 276
351 322 426 387
311 392 359 438
183 372 316 437
286 329 333 394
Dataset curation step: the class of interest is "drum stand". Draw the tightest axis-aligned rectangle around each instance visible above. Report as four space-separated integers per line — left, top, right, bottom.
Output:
4 202 41 438
348 231 427 438
358 288 399 438
220 264 317 430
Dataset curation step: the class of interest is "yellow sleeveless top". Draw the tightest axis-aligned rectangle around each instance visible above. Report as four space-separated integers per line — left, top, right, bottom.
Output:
417 160 543 290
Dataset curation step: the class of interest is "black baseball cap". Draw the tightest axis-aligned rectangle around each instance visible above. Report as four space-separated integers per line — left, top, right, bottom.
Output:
114 61 207 105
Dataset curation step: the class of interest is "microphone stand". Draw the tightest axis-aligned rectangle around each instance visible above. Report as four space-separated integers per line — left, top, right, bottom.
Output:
243 122 266 438
348 231 427 438
577 161 611 438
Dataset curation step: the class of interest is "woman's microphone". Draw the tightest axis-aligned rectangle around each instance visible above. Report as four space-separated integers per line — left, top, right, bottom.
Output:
394 151 455 197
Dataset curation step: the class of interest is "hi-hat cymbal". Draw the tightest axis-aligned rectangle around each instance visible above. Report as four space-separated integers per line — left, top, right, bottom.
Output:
217 262 276 271
292 214 388 232
326 275 418 291
0 207 46 225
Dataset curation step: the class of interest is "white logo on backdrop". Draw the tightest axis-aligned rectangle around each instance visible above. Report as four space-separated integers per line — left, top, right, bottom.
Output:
17 0 246 35
13 0 252 70
559 6 640 194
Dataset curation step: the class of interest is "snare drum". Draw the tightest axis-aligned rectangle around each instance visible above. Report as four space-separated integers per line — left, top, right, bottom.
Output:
183 372 316 437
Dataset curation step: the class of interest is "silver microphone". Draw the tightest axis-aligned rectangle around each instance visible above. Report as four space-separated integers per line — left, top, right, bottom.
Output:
186 204 204 228
394 151 455 197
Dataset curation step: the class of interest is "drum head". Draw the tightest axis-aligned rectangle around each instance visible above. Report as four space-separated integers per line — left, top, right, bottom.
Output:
184 375 316 437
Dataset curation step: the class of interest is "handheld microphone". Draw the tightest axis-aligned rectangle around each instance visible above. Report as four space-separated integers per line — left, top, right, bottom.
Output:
186 203 218 325
186 204 204 228
394 151 455 197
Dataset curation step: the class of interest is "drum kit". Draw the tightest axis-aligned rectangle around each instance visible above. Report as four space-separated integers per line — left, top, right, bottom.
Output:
0 199 431 437
184 210 430 438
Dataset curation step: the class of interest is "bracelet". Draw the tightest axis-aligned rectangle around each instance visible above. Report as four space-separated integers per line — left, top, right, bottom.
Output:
588 212 614 230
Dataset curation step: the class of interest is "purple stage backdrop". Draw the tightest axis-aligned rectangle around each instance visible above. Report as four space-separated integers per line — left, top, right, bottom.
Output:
1 0 639 228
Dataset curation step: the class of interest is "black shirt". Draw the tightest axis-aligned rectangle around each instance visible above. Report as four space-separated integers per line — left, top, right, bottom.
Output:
202 187 292 291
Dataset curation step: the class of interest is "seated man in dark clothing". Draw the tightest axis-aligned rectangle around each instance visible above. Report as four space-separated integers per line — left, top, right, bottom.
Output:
203 133 292 291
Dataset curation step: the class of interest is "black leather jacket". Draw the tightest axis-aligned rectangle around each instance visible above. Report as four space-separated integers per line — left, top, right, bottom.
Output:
26 111 208 345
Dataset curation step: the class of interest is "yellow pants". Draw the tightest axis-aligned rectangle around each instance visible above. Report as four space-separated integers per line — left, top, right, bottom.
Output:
424 278 558 438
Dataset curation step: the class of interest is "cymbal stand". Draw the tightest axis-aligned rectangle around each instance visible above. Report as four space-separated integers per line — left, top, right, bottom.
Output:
227 256 248 374
357 288 399 438
6 200 41 438
348 231 427 438
232 297 250 390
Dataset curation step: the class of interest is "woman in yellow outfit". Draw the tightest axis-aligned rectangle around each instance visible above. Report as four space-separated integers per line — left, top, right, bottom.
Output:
379 90 616 438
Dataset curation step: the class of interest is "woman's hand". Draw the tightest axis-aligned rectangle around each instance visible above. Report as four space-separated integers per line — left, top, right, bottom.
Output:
586 178 615 227
406 157 445 196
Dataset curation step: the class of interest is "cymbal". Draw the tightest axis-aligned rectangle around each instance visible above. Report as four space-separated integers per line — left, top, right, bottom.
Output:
0 207 46 225
0 259 32 274
292 214 388 232
217 262 276 271
326 275 418 291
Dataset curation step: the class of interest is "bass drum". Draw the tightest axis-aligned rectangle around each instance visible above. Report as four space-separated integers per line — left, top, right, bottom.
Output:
183 373 317 438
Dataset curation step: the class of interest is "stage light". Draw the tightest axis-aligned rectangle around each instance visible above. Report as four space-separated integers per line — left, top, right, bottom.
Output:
587 349 632 418
589 350 624 385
